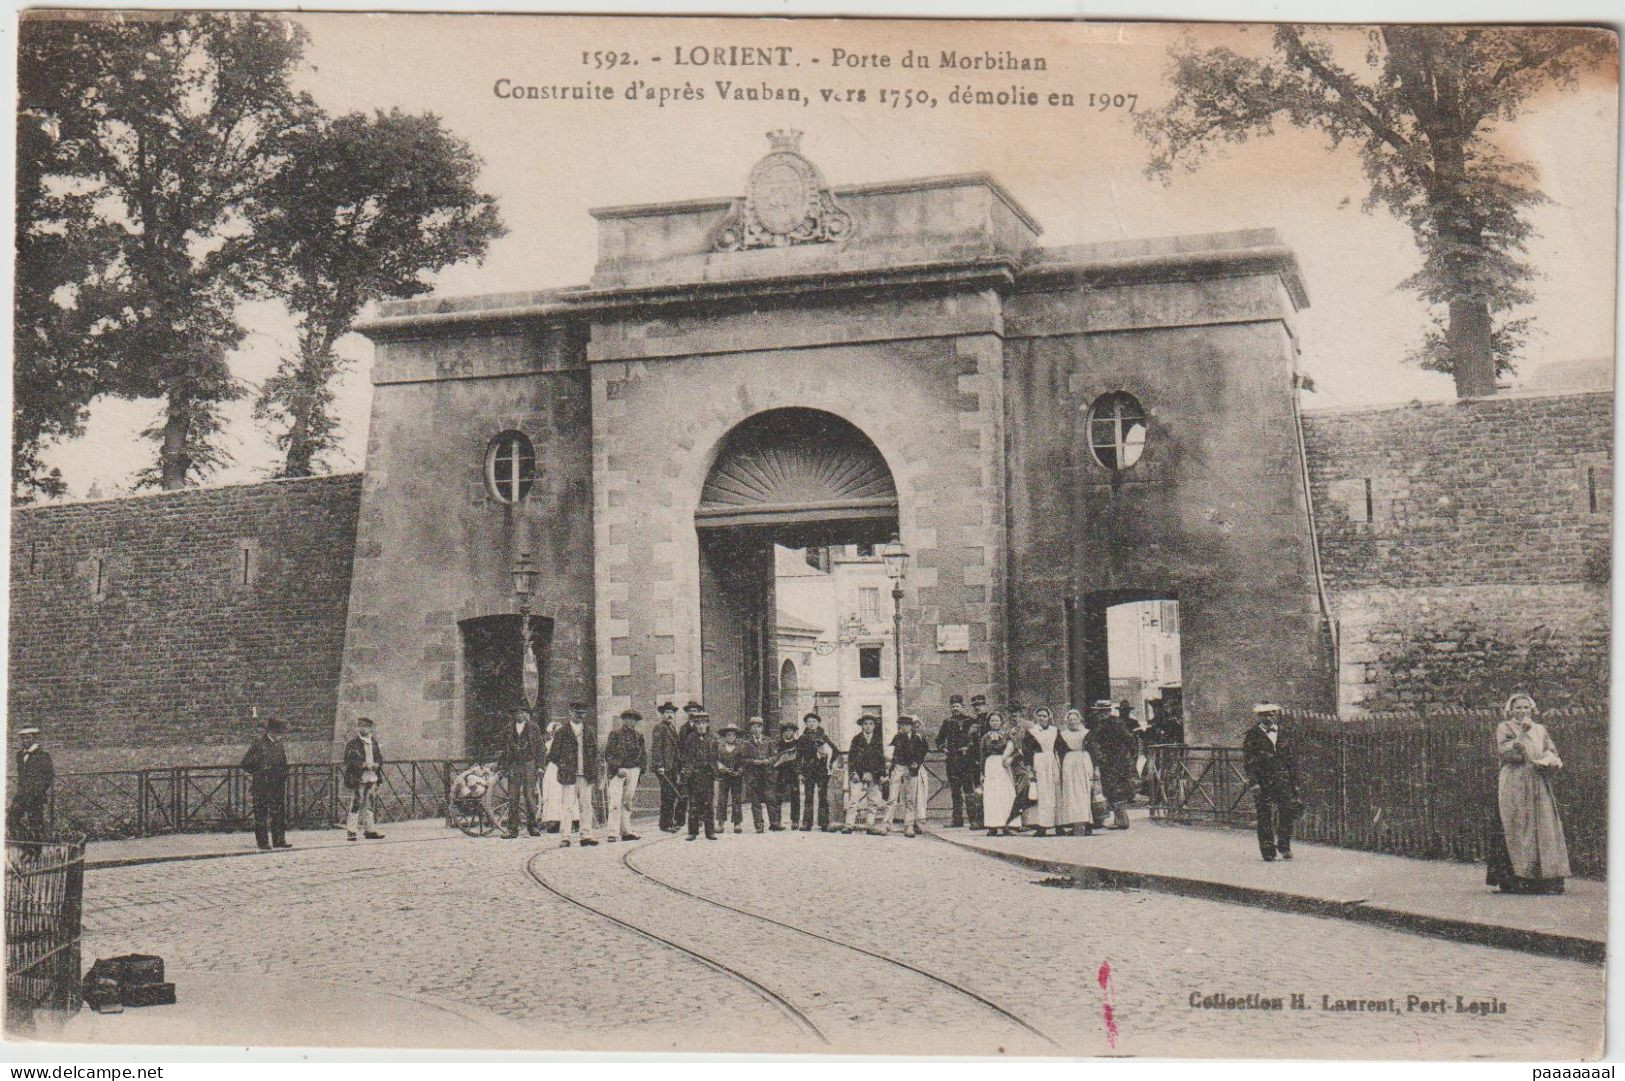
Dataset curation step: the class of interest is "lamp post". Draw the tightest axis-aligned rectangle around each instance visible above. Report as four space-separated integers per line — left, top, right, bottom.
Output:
881 535 910 725
512 552 538 711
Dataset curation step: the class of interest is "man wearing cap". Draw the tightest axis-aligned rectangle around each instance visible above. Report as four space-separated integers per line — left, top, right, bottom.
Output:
678 711 720 841
936 695 976 827
715 720 746 834
888 715 931 837
499 706 546 839
796 712 841 831
604 709 646 842
650 702 684 832
8 724 53 842
241 717 292 850
842 715 887 835
770 716 802 831
546 701 602 847
740 717 778 833
1242 703 1301 861
342 717 387 842
1091 700 1138 830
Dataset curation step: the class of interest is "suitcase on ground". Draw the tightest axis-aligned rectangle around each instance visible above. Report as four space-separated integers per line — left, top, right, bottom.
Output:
121 981 177 1008
111 953 164 986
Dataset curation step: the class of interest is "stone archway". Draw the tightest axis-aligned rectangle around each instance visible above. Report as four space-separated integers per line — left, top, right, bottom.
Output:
696 408 898 732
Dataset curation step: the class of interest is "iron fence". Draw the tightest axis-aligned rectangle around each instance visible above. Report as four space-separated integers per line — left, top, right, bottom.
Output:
5 835 85 1033
1148 707 1606 879
45 761 471 841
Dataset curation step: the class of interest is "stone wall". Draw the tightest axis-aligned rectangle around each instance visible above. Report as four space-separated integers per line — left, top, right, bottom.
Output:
1302 391 1612 710
9 474 361 771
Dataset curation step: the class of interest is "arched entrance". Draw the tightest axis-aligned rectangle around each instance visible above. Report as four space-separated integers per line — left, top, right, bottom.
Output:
779 658 801 722
697 408 899 732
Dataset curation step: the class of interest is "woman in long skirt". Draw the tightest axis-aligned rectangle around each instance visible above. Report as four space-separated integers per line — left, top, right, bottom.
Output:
1024 707 1061 836
540 719 570 832
1487 693 1571 894
1056 708 1096 836
1002 708 1035 831
980 713 1017 836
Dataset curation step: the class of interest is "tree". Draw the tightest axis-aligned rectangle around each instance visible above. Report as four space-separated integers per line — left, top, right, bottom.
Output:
249 110 505 477
1136 26 1613 398
14 23 123 501
18 12 319 489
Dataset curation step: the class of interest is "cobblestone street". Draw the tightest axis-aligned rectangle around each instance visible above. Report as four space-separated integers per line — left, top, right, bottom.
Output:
74 825 1603 1057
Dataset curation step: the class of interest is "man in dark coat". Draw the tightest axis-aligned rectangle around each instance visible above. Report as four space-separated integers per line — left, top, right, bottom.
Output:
678 711 719 840
740 716 779 832
650 701 683 831
241 718 292 851
604 709 646 842
546 700 601 847
936 694 977 827
715 721 746 833
842 714 887 834
888 714 931 837
341 716 386 842
1242 703 1301 861
9 724 54 841
770 716 802 831
796 713 841 831
500 706 545 839
1090 700 1138 830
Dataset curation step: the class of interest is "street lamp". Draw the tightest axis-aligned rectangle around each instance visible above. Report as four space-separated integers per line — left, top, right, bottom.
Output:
512 552 538 710
882 535 910 724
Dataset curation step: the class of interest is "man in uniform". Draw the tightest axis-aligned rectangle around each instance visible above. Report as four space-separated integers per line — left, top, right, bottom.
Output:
546 700 601 848
796 712 840 831
604 708 646 842
740 716 778 833
770 715 802 831
1242 703 1301 861
678 710 720 841
241 717 292 851
650 701 683 831
842 714 887 835
499 705 545 839
715 721 746 834
936 694 976 827
8 724 54 842
888 714 931 837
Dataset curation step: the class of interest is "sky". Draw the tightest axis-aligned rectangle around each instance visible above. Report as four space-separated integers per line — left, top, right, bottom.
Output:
34 16 1620 499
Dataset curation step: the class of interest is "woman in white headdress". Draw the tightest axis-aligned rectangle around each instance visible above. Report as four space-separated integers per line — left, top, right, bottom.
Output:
1487 692 1571 894
1056 708 1096 836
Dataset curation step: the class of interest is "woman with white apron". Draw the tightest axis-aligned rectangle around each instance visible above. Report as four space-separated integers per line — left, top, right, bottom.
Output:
1057 708 1096 836
980 712 1018 836
1024 707 1061 836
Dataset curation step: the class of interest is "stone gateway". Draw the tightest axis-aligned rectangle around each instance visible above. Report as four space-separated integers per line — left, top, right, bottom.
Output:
11 134 1607 770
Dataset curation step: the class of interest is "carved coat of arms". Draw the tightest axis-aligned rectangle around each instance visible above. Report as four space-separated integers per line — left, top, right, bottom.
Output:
714 130 853 251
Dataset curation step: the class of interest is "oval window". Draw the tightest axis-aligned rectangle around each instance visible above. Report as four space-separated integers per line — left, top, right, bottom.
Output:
1087 393 1147 471
485 431 536 504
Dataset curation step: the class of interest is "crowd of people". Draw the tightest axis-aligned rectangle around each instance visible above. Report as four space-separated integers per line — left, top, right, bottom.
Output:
5 685 1571 900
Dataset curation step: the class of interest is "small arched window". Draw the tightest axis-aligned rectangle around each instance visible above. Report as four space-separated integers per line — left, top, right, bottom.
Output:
485 431 536 504
1086 392 1147 471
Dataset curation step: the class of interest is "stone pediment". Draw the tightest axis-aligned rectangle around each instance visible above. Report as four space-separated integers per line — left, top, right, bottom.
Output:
587 131 1042 291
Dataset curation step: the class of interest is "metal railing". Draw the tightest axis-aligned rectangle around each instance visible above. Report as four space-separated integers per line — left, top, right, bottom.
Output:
45 761 471 841
47 749 974 841
1147 707 1606 878
5 835 85 1032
